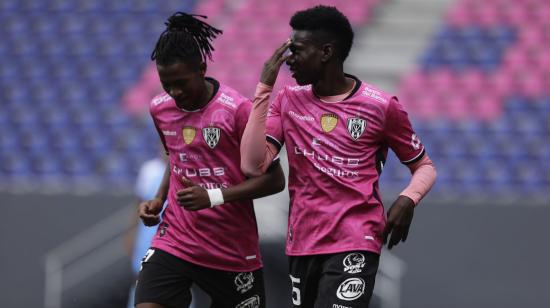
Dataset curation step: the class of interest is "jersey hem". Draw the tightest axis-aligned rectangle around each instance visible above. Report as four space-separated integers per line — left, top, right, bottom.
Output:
286 245 381 257
152 244 263 272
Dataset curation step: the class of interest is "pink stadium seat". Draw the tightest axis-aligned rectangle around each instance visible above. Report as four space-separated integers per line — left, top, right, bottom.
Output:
417 93 443 119
459 70 487 96
492 67 521 96
398 70 429 94
501 5 532 26
475 93 501 120
446 6 472 27
501 46 531 71
518 70 545 97
428 69 456 92
445 93 470 120
475 5 502 27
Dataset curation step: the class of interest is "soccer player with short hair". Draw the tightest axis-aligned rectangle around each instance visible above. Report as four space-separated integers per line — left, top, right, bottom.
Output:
240 5 437 307
134 12 285 308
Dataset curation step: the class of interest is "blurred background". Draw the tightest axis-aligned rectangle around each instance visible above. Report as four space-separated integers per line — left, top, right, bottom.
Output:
0 0 549 307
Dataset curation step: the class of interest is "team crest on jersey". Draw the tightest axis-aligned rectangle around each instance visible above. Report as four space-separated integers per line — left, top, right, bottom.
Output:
202 126 221 149
343 253 366 274
321 113 339 133
182 127 196 145
235 272 254 294
235 295 260 308
347 117 367 140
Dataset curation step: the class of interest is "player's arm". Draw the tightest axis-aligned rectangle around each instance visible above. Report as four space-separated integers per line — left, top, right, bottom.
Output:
240 40 291 177
382 98 437 249
138 162 170 227
177 161 285 211
384 155 436 249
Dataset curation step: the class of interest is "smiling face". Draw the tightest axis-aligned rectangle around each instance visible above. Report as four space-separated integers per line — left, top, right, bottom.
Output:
156 61 206 108
286 30 326 86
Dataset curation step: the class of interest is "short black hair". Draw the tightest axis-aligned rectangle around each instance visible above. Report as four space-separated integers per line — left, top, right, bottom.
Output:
151 12 222 68
290 5 354 61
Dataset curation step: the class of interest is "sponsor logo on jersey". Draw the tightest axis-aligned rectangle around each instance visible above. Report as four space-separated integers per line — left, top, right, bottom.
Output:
182 127 196 144
289 110 314 122
202 126 221 149
162 130 177 136
332 304 352 308
172 165 225 177
346 117 366 140
312 137 339 150
235 272 254 294
288 84 311 91
321 113 339 133
218 92 237 109
152 94 171 106
235 295 260 308
336 278 365 301
343 253 366 274
294 147 360 166
178 152 203 162
362 87 385 103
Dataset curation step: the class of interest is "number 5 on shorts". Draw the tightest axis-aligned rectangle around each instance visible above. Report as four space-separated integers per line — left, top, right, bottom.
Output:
139 249 155 271
289 274 301 305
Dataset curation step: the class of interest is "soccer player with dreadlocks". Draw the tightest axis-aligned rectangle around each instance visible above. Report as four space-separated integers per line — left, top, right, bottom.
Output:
241 6 437 307
134 12 285 308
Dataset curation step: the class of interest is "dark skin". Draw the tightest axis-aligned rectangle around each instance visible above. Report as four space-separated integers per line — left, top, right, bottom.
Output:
139 163 286 226
138 60 286 228
157 61 214 111
261 30 415 250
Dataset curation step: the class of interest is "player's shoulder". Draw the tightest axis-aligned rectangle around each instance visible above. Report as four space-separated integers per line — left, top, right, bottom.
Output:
149 92 173 113
357 82 395 106
215 83 251 111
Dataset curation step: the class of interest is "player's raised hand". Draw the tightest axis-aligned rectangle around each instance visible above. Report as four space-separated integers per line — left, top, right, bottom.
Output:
138 198 164 226
176 177 210 211
383 195 415 249
260 39 292 86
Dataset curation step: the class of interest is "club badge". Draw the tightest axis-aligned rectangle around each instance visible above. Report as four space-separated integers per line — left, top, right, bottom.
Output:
202 126 221 149
347 117 366 140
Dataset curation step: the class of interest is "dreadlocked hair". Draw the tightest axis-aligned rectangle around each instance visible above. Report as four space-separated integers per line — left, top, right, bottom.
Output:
151 12 222 68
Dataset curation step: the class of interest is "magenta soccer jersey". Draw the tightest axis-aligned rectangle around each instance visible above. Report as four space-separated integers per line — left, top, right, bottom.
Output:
266 76 425 256
149 79 262 271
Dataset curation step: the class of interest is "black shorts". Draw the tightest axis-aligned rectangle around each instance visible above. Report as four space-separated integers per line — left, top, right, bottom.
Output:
134 248 265 308
289 251 379 308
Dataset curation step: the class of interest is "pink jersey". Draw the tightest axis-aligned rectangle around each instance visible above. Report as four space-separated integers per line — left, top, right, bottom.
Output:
149 79 262 271
266 76 425 256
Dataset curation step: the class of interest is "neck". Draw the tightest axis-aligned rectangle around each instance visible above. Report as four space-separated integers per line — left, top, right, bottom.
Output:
312 65 353 97
176 79 213 111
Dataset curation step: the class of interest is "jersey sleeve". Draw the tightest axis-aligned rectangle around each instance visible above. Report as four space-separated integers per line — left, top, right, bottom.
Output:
384 97 425 165
265 89 285 149
151 115 168 155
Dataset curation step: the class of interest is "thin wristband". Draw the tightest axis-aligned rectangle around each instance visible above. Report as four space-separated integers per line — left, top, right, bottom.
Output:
207 189 224 207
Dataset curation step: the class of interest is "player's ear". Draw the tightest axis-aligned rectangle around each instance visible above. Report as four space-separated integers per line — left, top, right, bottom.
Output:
198 61 207 77
320 43 334 63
